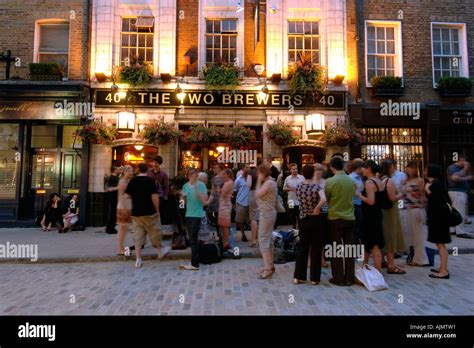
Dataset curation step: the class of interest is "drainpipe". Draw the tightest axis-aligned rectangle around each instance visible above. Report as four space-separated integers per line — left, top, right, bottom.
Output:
355 0 364 102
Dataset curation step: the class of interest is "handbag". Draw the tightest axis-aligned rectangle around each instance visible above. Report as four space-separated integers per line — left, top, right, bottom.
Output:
172 230 187 250
355 264 389 292
446 203 463 227
275 195 286 213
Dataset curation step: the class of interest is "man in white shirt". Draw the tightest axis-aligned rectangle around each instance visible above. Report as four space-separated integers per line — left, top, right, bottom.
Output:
391 160 407 193
283 163 305 229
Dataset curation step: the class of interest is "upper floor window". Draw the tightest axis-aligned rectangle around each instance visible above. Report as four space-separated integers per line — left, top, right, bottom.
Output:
37 22 70 75
365 21 403 84
121 17 154 66
288 20 320 65
431 23 468 85
205 19 237 64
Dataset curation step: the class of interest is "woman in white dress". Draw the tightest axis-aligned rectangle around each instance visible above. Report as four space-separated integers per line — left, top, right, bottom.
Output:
117 165 134 255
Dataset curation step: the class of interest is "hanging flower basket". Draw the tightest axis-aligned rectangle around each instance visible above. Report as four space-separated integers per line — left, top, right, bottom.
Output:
75 121 117 145
265 121 300 147
140 118 181 145
321 123 366 147
117 57 153 87
185 125 255 147
287 52 325 97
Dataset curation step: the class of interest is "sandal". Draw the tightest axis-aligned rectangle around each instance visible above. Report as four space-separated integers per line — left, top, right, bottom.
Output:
387 266 406 274
258 269 273 279
261 266 276 274
407 261 422 267
429 273 449 279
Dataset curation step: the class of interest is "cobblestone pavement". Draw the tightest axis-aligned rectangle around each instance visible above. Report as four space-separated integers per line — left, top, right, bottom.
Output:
1 255 473 315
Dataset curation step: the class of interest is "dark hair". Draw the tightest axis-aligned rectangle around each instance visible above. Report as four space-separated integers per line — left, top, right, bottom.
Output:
332 153 344 158
427 164 442 180
362 160 380 174
380 159 394 177
349 159 364 172
258 164 270 178
302 164 315 180
153 155 163 165
330 156 344 171
138 162 148 173
49 193 56 202
289 163 297 169
214 163 224 170
250 168 258 190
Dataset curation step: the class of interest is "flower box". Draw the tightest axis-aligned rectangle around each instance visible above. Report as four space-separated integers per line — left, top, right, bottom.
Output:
371 87 405 97
436 77 472 98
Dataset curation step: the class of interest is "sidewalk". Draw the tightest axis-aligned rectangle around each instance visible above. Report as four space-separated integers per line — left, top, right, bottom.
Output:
1 223 474 264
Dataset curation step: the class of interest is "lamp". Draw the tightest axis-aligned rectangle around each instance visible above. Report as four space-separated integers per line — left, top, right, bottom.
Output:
305 113 325 136
259 82 269 97
236 0 244 12
331 75 345 85
175 84 186 102
116 111 136 133
134 145 144 151
216 146 225 153
253 64 265 76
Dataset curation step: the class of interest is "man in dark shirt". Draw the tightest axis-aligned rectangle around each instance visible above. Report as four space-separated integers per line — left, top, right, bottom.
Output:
147 155 170 224
126 162 170 268
106 166 122 234
264 155 280 181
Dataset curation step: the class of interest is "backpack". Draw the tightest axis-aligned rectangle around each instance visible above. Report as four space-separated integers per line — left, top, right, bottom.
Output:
273 230 299 264
379 178 394 209
199 242 222 264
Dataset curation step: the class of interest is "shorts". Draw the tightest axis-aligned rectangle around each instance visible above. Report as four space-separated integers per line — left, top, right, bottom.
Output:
132 214 162 249
235 203 249 224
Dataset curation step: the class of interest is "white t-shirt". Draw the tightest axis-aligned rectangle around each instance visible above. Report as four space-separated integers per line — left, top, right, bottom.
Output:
283 174 305 206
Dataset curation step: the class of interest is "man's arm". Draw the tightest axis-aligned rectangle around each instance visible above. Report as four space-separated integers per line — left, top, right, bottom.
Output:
151 193 160 215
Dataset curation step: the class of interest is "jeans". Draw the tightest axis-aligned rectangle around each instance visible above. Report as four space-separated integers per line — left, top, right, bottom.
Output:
106 192 118 233
186 217 201 267
354 205 363 242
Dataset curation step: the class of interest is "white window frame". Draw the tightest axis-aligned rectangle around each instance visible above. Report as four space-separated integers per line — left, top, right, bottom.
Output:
204 18 238 65
364 20 403 87
120 17 155 67
430 22 469 88
287 20 321 66
34 19 71 77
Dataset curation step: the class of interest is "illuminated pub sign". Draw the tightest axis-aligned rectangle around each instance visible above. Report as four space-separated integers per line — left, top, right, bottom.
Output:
95 90 345 110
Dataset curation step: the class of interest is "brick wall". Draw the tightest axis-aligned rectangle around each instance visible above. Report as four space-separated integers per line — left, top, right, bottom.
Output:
0 0 89 81
346 0 474 104
176 0 199 77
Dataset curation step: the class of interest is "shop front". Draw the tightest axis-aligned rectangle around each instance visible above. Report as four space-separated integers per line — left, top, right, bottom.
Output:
349 103 429 173
434 107 474 214
0 83 88 225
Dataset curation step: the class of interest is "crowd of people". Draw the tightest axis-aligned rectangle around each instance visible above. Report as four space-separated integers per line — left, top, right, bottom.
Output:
40 151 472 284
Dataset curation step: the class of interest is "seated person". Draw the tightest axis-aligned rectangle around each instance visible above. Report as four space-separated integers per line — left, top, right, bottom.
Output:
63 194 79 232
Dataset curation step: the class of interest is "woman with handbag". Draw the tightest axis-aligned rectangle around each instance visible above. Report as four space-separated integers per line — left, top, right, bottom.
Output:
380 159 406 275
425 164 451 279
256 164 278 279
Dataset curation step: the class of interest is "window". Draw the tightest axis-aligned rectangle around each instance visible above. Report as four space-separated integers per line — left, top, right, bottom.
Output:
31 125 57 148
431 23 468 85
121 18 154 65
361 128 423 172
0 124 19 200
37 23 70 74
288 21 320 65
366 21 402 84
205 19 237 64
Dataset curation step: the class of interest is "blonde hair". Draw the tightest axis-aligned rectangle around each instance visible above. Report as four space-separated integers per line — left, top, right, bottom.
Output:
198 172 208 183
314 163 324 171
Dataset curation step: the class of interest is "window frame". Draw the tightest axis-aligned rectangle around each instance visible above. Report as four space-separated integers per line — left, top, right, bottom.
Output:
430 22 469 88
120 17 155 67
287 20 321 66
34 20 70 76
364 20 403 87
204 18 238 65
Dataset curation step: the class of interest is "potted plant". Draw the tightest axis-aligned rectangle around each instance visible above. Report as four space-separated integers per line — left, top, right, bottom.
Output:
370 76 404 97
28 63 63 81
202 63 240 91
321 123 366 147
185 125 255 147
287 52 325 97
436 77 472 97
226 126 256 147
117 58 153 87
75 121 117 145
140 118 181 145
265 121 300 146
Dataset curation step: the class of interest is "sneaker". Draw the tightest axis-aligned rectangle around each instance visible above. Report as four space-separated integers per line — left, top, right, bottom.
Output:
135 258 143 268
183 264 199 271
158 246 171 260
124 247 131 257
